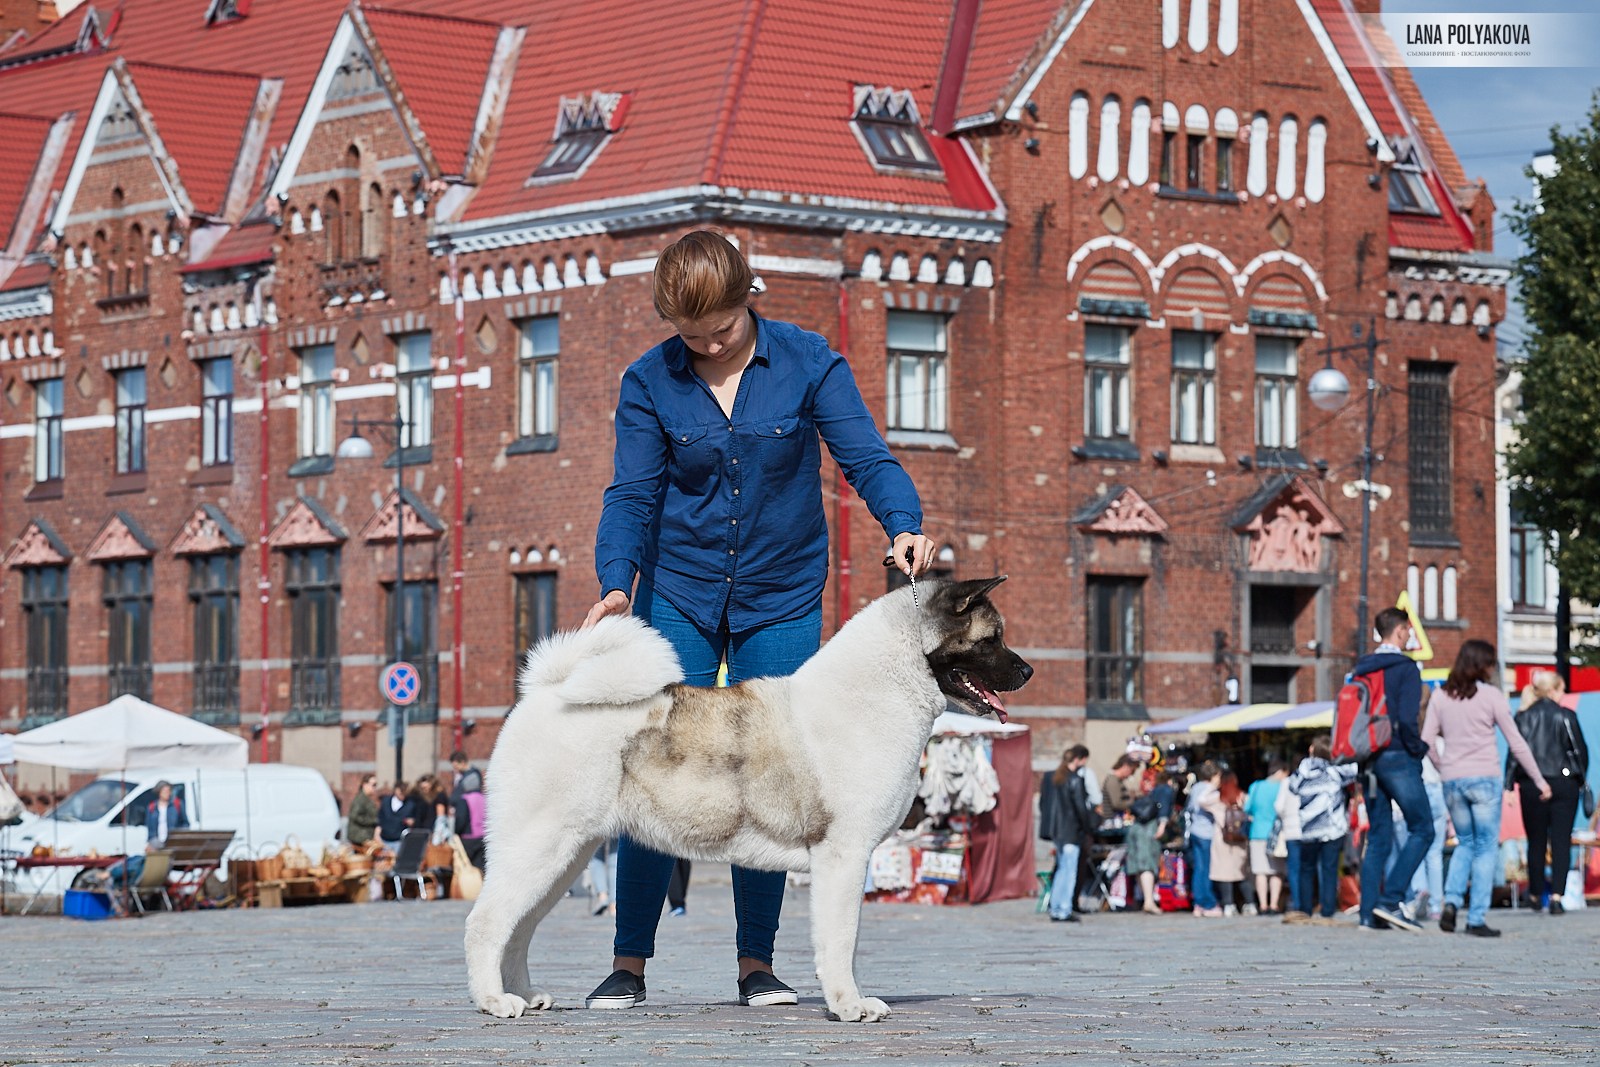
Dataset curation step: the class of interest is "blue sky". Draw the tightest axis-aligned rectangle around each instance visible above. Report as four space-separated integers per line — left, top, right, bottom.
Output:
1402 1 1600 354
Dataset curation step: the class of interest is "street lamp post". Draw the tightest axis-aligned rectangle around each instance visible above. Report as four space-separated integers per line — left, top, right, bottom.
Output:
337 407 410 784
1308 317 1385 656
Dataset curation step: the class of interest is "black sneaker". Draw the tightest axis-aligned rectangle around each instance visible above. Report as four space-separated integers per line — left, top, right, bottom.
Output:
1550 900 1565 916
1464 923 1501 938
1439 903 1457 933
585 969 646 1009
737 971 798 1006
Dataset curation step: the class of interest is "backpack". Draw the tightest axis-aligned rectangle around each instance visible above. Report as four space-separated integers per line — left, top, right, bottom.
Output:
1130 793 1160 824
1221 804 1250 845
1332 669 1392 764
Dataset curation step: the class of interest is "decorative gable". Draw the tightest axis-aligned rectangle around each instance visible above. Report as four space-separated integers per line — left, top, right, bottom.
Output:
1073 485 1169 536
359 488 444 543
86 510 158 562
1231 476 1344 573
3 517 72 568
268 496 347 550
170 503 246 556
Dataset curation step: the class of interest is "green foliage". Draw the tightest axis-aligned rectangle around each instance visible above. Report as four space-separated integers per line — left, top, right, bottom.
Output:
1505 94 1600 627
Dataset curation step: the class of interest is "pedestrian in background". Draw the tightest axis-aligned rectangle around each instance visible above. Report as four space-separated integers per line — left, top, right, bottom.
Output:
1124 770 1168 914
1286 735 1355 922
1274 758 1306 921
1204 769 1251 915
347 773 380 847
378 780 413 851
1512 670 1590 914
1185 762 1222 917
1353 608 1433 933
1421 639 1548 936
1043 747 1094 923
1245 761 1288 914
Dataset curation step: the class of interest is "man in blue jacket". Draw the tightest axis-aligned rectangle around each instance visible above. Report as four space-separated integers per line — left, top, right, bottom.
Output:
1353 607 1432 932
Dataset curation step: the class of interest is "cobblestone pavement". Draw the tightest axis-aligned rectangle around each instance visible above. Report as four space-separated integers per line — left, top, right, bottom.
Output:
5 868 1598 1066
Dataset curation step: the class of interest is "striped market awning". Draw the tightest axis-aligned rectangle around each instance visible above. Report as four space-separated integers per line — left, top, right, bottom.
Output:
1148 701 1334 735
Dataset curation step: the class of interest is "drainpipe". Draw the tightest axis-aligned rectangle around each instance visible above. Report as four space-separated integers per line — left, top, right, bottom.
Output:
255 280 272 764
448 249 466 754
835 279 852 626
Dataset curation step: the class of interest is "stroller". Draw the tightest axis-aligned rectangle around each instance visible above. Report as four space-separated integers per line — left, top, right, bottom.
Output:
1082 844 1129 911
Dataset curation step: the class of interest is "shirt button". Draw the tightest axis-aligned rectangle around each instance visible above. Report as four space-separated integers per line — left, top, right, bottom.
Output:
731 458 739 465
733 489 740 496
728 549 735 555
680 434 688 442
731 519 738 526
774 427 782 434
726 576 733 583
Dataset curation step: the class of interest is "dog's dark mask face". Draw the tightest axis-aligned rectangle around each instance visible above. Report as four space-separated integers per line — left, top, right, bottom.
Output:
922 576 1033 723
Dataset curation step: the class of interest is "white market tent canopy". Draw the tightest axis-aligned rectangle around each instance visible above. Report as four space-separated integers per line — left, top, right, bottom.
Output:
11 695 248 771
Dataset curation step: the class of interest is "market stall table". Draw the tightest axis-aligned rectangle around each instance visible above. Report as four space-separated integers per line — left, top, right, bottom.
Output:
10 855 124 915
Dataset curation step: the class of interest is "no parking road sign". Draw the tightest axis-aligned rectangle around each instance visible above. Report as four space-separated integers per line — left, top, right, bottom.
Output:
381 661 421 707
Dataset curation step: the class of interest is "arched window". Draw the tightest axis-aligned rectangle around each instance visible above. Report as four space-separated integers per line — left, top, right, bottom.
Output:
128 223 147 293
1275 115 1298 199
1128 99 1152 184
1068 92 1090 179
1407 564 1420 611
1187 0 1209 52
322 191 343 264
1162 0 1179 48
1442 566 1458 621
1097 95 1121 182
1218 0 1239 54
1247 112 1269 197
1305 119 1327 203
362 182 384 258
1423 565 1439 620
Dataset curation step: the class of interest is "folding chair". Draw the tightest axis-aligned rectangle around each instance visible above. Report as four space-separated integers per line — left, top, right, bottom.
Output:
391 829 435 900
1083 845 1127 912
130 851 173 915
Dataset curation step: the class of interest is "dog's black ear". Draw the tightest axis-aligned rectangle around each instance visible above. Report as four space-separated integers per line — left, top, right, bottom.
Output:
949 576 1006 615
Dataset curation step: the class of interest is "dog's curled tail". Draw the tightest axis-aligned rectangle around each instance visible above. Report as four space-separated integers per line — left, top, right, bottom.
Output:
518 615 685 707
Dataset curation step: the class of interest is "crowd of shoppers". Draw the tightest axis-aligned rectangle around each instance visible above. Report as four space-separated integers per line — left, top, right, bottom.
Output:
1039 628 1594 933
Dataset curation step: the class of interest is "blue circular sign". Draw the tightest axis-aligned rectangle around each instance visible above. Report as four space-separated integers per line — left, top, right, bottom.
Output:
381 661 420 706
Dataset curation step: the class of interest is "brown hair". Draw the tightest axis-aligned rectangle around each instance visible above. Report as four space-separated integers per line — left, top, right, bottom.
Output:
1217 770 1242 806
1309 734 1332 761
1373 607 1409 642
1112 755 1138 771
1053 746 1087 785
1443 638 1496 700
651 230 755 322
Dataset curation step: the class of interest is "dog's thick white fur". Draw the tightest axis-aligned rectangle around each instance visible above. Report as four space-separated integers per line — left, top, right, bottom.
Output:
464 586 965 1023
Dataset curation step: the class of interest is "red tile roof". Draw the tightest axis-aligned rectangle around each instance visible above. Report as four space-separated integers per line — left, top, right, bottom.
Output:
953 0 1067 124
0 110 56 246
125 62 266 217
0 257 51 291
180 219 277 273
360 6 503 175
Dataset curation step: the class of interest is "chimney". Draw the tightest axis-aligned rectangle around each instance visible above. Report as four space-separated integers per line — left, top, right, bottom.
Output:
931 0 982 135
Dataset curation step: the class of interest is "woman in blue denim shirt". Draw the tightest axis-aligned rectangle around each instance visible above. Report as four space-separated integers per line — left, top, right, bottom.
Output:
582 231 936 1010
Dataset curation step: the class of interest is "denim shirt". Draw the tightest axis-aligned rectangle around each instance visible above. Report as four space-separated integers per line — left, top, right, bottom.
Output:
595 314 923 633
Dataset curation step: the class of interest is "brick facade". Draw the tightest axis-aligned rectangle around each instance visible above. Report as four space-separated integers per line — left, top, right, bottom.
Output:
0 0 1507 791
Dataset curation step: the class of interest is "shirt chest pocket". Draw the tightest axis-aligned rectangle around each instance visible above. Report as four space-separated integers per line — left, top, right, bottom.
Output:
664 423 722 479
748 414 805 479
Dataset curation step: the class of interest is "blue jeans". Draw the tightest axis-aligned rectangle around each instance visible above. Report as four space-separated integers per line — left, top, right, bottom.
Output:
1284 840 1302 911
1442 776 1503 928
1297 837 1342 917
613 586 822 965
1360 750 1434 923
1047 843 1081 919
1188 838 1217 910
1393 778 1446 909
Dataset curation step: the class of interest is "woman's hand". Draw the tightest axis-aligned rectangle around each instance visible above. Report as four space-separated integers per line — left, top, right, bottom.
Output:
1537 783 1553 802
889 532 938 577
582 590 631 629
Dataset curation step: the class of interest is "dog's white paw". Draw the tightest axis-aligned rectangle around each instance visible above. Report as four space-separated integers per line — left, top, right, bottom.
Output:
478 991 550 1018
511 988 555 1011
829 996 890 1023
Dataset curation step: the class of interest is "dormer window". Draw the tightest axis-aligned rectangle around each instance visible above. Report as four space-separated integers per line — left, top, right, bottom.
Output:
1388 140 1440 215
205 0 250 25
852 86 941 173
530 92 628 182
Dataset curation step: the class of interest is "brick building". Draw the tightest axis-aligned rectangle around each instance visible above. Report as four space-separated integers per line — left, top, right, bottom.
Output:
0 0 1507 792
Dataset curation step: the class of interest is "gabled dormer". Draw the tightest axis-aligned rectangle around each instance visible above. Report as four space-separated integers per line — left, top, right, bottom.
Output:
529 91 630 184
851 86 941 174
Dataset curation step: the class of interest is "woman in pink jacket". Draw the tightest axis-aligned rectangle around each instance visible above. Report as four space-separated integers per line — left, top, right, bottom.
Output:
1421 639 1550 937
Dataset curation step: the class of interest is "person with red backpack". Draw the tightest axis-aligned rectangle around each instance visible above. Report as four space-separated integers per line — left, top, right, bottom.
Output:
1350 607 1432 932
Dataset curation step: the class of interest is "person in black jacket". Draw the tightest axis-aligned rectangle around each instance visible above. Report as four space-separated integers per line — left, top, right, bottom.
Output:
1353 607 1433 932
377 780 415 850
1041 748 1093 923
1513 671 1592 913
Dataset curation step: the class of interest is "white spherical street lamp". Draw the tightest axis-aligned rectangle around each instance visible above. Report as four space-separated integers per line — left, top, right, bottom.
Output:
1308 366 1352 411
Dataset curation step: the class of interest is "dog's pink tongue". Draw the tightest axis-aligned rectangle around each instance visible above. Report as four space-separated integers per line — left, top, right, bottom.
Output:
977 682 1008 723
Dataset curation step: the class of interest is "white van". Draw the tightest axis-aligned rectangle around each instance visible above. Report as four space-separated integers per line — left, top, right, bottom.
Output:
4 764 341 899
